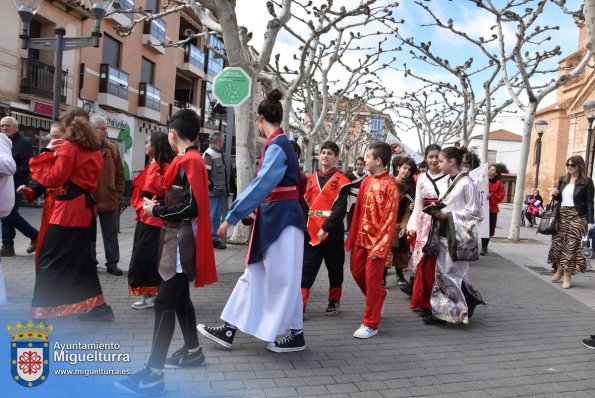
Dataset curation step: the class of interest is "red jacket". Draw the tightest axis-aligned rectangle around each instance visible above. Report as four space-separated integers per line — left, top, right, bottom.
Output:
488 179 505 213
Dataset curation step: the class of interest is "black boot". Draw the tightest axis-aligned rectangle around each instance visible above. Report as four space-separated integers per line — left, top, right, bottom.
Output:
382 268 388 287
395 269 407 286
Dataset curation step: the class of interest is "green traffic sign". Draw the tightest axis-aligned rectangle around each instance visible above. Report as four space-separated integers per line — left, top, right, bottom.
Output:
213 67 252 107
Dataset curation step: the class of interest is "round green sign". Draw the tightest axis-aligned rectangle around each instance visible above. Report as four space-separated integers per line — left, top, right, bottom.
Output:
213 67 252 107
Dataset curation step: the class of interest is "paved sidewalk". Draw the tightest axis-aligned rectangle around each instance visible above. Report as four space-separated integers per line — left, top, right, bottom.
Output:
0 205 594 397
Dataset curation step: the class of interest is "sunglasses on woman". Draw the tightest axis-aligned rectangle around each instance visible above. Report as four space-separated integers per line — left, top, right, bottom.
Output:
566 163 577 168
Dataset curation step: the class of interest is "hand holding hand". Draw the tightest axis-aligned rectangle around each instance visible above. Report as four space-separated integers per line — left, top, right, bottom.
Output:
16 185 28 195
142 196 158 216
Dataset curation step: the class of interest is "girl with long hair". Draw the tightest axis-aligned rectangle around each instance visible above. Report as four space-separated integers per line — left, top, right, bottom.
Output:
385 157 417 287
128 131 176 309
406 144 449 315
30 108 113 321
548 155 594 288
481 164 505 255
424 146 485 325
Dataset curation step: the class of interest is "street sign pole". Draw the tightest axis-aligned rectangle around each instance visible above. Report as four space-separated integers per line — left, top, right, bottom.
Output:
222 106 234 246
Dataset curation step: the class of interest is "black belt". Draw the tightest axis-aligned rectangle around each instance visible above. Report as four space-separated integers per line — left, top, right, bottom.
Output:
55 181 96 214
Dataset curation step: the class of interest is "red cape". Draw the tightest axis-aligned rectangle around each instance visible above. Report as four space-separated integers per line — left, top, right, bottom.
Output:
163 150 217 287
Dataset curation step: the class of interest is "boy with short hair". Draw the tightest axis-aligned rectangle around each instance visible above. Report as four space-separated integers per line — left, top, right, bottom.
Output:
116 109 217 394
301 141 350 315
345 142 399 339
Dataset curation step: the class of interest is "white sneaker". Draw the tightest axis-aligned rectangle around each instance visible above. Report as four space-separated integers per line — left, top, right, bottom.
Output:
353 325 378 339
131 295 156 310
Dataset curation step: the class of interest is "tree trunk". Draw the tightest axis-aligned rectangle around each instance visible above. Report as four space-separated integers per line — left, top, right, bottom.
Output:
229 90 257 244
585 0 595 60
508 104 537 240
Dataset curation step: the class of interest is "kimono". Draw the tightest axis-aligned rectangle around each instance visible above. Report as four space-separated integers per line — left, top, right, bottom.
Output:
29 141 105 318
431 173 486 324
220 129 307 342
407 171 448 311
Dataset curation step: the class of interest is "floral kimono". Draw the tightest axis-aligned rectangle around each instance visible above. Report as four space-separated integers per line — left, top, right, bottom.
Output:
430 173 486 324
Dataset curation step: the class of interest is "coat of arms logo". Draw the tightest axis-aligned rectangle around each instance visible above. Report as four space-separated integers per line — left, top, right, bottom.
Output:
7 321 52 387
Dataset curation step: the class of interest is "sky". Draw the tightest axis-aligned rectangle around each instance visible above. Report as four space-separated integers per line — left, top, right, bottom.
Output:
234 0 584 153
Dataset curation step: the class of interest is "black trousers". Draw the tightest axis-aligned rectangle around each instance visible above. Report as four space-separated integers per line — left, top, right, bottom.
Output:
482 212 499 249
147 273 199 369
301 229 344 289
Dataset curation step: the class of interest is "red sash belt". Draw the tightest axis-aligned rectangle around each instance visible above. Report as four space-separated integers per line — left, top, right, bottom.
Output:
264 186 299 203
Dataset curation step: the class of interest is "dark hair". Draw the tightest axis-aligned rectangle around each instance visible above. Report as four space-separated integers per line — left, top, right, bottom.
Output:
355 156 365 165
61 107 98 151
441 146 468 167
393 156 417 177
151 131 175 166
290 140 301 158
424 144 441 159
565 155 588 184
320 140 340 157
168 109 200 142
369 142 392 167
258 89 283 124
418 160 428 169
489 164 502 180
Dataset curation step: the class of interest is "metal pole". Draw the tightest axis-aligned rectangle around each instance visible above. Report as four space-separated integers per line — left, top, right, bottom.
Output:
222 107 234 244
52 27 66 121
534 137 541 188
587 124 593 176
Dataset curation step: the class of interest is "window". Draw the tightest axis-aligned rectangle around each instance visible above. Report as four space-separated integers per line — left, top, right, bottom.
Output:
140 57 154 84
145 0 158 12
207 35 225 76
102 35 121 68
370 117 385 137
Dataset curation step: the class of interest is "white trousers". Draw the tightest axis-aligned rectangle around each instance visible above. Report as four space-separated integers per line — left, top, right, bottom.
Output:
221 226 304 342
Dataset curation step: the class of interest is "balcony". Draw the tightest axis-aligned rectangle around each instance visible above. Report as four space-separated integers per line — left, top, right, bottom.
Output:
105 0 134 27
178 44 206 78
142 19 166 54
20 58 67 103
138 82 161 122
98 64 129 111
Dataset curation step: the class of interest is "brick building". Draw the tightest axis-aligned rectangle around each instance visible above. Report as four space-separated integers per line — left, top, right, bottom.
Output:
0 0 226 179
528 26 595 200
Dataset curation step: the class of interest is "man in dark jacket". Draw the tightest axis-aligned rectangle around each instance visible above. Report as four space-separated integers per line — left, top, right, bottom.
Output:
0 116 38 257
91 115 125 276
203 131 228 250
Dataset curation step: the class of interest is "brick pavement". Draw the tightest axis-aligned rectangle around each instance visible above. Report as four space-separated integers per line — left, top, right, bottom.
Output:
0 205 594 397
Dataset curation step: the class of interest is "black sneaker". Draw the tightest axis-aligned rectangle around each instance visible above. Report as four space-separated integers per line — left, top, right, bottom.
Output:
581 335 595 350
77 305 115 322
325 300 340 316
399 282 413 297
115 367 164 395
197 323 235 348
267 329 306 353
164 346 205 368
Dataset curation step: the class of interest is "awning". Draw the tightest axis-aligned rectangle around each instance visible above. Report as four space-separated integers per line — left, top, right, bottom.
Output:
11 111 52 131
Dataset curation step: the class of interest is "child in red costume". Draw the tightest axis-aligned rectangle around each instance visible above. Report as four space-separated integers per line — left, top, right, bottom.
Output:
345 142 399 339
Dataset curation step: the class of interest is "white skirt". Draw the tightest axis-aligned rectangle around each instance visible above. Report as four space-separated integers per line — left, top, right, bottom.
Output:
221 226 304 342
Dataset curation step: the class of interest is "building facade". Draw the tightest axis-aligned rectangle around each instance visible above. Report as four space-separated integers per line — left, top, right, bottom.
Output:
0 0 226 179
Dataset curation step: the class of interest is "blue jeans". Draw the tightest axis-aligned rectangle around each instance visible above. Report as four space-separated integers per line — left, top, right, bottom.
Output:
209 195 224 243
1 194 39 249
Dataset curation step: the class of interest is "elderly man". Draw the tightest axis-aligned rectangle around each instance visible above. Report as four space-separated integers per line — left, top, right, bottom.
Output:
90 115 125 276
0 117 38 257
203 131 228 250
0 131 16 303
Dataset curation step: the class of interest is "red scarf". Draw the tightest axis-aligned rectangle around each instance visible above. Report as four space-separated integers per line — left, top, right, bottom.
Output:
162 149 217 287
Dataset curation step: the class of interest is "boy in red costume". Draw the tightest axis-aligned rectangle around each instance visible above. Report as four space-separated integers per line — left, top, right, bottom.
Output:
345 142 399 339
301 141 350 315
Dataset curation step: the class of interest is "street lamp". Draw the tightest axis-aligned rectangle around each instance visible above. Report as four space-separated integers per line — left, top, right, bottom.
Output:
583 100 595 175
534 119 548 189
14 0 112 120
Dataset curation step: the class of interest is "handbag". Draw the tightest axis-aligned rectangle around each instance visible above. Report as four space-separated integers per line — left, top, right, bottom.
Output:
422 218 441 256
537 200 558 235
